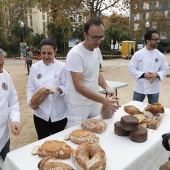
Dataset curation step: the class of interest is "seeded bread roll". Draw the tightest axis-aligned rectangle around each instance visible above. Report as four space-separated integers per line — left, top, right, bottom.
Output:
81 119 107 133
30 87 49 107
38 156 74 170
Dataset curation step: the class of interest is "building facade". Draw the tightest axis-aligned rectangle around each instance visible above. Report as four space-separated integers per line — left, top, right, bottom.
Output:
27 7 48 35
130 0 170 51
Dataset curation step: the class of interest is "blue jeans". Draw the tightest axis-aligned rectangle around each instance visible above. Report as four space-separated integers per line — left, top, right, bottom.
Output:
133 91 159 104
0 139 10 160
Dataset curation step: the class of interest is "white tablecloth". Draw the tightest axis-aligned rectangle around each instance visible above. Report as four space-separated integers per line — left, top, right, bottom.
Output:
3 101 170 170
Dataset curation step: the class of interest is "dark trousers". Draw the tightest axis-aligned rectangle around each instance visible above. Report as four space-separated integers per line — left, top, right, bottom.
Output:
133 91 159 104
33 115 67 140
0 139 10 160
26 60 32 74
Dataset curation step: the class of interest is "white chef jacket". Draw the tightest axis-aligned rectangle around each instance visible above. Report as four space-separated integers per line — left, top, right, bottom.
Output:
27 59 67 122
0 69 20 152
128 47 169 94
65 43 103 105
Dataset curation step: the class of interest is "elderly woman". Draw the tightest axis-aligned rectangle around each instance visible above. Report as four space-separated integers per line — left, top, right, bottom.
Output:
0 48 21 160
27 39 67 140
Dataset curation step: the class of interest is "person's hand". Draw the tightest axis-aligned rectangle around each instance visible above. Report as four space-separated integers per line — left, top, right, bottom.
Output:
105 87 115 97
46 88 54 94
144 72 157 83
104 96 120 112
11 122 21 136
49 86 61 95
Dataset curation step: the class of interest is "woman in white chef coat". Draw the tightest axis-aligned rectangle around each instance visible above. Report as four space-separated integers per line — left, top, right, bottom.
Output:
128 30 169 104
27 39 67 140
0 48 21 160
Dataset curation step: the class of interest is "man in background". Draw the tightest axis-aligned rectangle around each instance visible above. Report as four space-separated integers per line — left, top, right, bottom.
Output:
25 46 33 75
128 30 169 104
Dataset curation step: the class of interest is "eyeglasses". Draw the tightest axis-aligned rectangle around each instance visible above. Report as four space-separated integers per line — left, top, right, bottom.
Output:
149 38 160 42
86 32 105 41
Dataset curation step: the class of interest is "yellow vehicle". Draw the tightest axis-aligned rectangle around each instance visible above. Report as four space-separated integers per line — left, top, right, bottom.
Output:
121 41 136 59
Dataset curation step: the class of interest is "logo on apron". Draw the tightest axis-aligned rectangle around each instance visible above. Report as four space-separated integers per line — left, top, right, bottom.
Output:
37 74 42 79
2 82 8 90
155 58 159 62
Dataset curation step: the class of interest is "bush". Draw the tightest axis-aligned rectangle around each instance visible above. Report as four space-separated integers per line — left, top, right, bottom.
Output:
101 50 121 55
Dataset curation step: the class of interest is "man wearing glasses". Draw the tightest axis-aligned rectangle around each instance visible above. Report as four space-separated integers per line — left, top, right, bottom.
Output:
128 30 169 104
65 18 119 127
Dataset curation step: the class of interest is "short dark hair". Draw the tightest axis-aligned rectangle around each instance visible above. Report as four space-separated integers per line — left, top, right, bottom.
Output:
144 30 159 44
84 18 104 33
39 39 57 51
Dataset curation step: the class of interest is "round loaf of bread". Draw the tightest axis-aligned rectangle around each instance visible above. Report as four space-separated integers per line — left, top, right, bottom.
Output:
81 119 107 133
114 121 129 136
129 127 148 143
38 156 74 170
30 87 49 107
120 115 139 131
72 142 106 170
38 140 72 159
69 129 99 144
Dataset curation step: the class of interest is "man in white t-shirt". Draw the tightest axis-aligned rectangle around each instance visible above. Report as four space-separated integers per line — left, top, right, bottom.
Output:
65 18 119 127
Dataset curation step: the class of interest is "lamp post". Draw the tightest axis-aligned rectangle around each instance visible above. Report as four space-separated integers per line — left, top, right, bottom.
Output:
20 21 24 42
145 21 150 32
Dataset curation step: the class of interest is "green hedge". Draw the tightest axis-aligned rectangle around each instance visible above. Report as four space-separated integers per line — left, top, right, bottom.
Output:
101 50 121 55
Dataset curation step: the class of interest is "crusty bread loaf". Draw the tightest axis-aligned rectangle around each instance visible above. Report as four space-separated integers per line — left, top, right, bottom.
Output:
101 104 114 119
69 129 99 144
38 140 72 159
81 119 107 133
124 105 143 115
38 156 74 170
30 87 49 107
72 142 106 170
145 103 164 115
